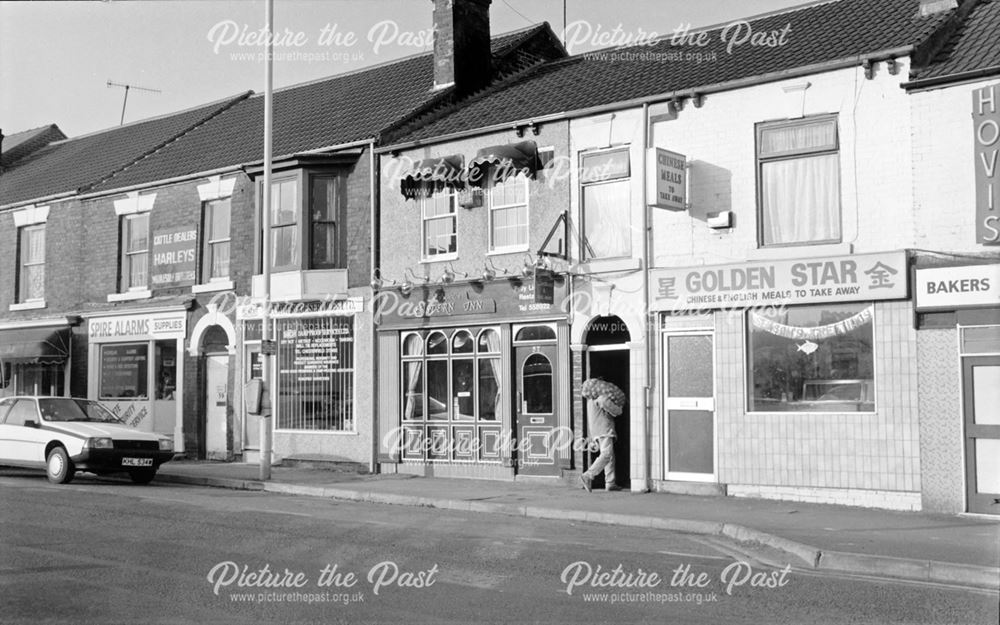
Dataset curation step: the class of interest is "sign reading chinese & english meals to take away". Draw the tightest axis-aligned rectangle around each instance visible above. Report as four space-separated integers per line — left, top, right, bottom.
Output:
649 251 908 311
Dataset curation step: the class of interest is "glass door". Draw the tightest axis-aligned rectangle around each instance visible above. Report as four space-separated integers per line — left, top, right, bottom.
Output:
963 355 1000 515
663 331 716 481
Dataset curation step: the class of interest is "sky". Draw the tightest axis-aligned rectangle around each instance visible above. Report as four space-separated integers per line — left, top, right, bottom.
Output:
1 0 809 138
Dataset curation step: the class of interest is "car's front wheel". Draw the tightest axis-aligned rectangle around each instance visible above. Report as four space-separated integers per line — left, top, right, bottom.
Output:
46 447 75 484
129 469 156 485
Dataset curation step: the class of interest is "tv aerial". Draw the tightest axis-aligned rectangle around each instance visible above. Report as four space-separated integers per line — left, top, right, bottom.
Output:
107 80 162 125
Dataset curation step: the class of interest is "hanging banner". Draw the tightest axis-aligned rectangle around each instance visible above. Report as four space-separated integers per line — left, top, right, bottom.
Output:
750 306 873 340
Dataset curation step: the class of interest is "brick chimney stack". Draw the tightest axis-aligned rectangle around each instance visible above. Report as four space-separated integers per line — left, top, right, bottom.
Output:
432 0 493 94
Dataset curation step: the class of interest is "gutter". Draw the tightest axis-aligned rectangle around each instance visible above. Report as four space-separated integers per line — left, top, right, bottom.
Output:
1 191 78 212
902 65 1000 92
377 47 915 154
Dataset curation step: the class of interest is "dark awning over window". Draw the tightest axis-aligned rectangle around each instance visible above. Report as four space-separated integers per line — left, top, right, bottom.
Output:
467 140 539 187
400 154 465 198
0 327 71 365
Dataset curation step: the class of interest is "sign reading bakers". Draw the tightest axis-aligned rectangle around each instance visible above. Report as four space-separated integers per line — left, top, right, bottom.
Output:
974 82 1000 245
650 251 908 311
915 264 1000 311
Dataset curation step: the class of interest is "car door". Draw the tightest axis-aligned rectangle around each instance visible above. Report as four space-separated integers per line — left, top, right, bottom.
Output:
0 398 17 464
0 399 46 466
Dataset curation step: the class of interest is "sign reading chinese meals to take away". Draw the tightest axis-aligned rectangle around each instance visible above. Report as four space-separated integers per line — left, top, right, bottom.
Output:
647 148 687 211
650 251 908 311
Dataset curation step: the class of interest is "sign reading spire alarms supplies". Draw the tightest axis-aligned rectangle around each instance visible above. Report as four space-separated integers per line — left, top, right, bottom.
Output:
974 82 1000 245
647 148 686 211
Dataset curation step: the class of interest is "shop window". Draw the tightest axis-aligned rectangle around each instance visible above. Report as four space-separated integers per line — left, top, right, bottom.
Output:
757 116 841 247
489 174 529 252
421 191 457 260
274 316 354 431
747 303 875 413
17 225 46 302
201 198 231 283
3 362 64 397
120 214 149 291
155 342 177 400
580 148 631 260
399 326 503 462
99 343 149 399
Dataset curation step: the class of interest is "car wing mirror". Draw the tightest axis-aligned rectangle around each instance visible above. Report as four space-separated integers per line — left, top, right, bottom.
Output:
24 420 39 428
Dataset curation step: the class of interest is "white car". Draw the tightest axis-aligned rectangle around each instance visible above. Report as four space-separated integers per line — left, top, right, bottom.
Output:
0 396 175 484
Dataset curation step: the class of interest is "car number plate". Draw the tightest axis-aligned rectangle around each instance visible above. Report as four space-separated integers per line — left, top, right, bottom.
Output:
122 457 153 467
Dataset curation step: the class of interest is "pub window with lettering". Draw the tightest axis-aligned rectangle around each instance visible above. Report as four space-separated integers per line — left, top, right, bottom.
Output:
757 115 841 247
747 303 875 413
400 327 502 462
275 316 354 431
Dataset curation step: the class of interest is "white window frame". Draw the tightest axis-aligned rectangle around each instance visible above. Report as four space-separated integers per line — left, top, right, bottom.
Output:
420 190 458 262
488 174 530 254
756 114 841 248
108 192 154 302
17 224 46 304
579 147 632 261
201 197 232 284
10 205 50 311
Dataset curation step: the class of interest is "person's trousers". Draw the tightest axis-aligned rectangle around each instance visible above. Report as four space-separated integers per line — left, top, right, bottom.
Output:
584 435 616 486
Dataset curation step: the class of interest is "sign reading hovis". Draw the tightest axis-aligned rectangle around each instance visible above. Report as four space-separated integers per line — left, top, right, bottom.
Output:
974 82 1000 245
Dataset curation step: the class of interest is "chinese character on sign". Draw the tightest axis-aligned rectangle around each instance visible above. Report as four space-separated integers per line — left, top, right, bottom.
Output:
864 262 899 290
658 277 677 299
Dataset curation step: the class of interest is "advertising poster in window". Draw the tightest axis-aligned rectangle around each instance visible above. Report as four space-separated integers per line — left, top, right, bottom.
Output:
99 343 148 399
150 226 198 288
276 318 354 431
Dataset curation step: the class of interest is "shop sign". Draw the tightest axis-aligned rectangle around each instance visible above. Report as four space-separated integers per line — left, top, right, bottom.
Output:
150 227 198 288
375 277 568 327
915 264 1000 311
974 82 1000 245
236 297 363 320
88 311 187 342
533 268 555 305
647 148 686 211
650 251 908 311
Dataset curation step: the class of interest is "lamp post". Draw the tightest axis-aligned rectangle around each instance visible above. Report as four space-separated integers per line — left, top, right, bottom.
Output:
259 0 274 481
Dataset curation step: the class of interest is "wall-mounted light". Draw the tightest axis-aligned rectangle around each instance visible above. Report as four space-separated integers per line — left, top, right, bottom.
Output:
400 267 428 296
886 58 899 75
521 254 536 278
691 93 705 108
482 257 508 282
370 269 397 291
441 263 468 284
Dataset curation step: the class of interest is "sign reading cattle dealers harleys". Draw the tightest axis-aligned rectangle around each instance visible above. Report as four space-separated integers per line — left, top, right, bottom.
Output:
650 251 908 311
151 226 198 288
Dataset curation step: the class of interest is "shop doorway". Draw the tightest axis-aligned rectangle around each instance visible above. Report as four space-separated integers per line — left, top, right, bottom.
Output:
201 326 230 459
585 316 630 490
963 355 1000 515
514 324 560 476
662 331 715 482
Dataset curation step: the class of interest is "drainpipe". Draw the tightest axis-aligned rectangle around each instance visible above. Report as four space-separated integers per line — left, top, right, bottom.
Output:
640 102 652 493
369 141 379 474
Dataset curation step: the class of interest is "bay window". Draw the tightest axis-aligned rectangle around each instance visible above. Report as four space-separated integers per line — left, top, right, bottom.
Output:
757 116 841 247
262 170 344 272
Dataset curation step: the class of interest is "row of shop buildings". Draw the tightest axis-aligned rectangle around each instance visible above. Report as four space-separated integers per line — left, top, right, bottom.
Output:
1 0 998 514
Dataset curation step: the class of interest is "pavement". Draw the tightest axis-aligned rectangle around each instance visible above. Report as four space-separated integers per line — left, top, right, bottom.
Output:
154 460 1000 591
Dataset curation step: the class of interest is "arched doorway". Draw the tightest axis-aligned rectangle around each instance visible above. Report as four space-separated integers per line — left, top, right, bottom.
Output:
200 325 230 459
584 315 631 489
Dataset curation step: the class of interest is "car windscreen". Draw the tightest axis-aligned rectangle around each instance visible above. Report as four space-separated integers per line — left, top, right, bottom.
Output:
38 398 123 423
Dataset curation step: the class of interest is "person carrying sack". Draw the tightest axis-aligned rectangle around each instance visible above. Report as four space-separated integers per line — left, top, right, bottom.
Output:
580 378 625 493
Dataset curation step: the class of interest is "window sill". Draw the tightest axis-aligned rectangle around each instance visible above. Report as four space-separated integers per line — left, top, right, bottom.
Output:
571 257 642 274
274 429 358 435
107 289 153 303
9 300 46 311
486 247 529 257
749 242 853 260
420 254 458 264
192 280 235 294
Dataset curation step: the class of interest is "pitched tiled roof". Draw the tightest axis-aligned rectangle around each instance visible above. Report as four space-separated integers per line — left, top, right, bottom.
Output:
87 24 560 194
1 124 66 168
0 94 250 207
909 0 1000 82
388 0 958 145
